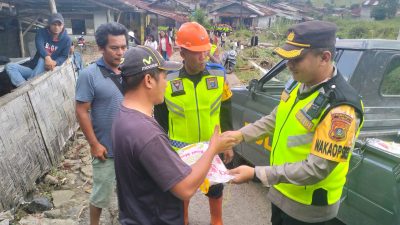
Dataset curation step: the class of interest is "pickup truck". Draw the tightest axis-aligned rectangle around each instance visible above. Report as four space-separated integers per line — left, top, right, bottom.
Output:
231 39 400 225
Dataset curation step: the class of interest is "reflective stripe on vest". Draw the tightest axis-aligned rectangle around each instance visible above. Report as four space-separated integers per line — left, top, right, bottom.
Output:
271 84 361 205
165 71 225 150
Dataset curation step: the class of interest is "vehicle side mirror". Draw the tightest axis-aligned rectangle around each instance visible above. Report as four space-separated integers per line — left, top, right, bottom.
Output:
248 79 258 91
248 79 259 99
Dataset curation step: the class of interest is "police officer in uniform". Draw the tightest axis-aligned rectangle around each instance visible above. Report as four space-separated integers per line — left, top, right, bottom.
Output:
154 22 233 225
227 21 364 225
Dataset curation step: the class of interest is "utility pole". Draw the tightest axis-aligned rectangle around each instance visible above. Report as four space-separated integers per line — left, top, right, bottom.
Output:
240 0 243 28
107 9 112 22
49 0 57 14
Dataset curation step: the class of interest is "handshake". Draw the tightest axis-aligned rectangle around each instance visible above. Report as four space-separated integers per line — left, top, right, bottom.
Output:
207 125 244 156
208 126 257 184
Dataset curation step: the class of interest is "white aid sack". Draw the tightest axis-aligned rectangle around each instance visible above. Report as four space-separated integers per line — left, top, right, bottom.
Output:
177 142 234 185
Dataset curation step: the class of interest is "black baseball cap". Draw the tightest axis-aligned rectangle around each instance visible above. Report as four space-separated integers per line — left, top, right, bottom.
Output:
274 20 337 59
48 13 64 25
119 46 182 77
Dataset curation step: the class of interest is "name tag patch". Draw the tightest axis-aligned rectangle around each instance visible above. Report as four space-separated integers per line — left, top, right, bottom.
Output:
313 139 350 162
206 77 218 90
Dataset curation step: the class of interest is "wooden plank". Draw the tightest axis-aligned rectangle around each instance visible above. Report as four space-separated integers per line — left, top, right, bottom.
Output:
0 61 78 211
0 94 51 211
28 61 78 164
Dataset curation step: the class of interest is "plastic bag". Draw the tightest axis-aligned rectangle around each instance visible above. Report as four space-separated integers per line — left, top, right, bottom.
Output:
367 138 400 155
177 142 234 193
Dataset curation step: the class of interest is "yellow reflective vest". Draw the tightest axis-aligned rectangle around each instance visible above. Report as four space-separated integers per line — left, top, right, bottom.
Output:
165 69 225 149
210 44 217 56
272 75 363 206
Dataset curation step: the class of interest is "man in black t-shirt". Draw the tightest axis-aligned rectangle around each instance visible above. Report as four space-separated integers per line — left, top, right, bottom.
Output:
112 46 237 225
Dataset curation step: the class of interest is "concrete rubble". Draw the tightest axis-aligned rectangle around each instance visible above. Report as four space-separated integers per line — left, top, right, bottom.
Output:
0 131 119 225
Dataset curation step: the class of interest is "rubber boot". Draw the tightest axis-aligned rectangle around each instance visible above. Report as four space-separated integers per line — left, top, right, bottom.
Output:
183 200 190 225
209 196 223 225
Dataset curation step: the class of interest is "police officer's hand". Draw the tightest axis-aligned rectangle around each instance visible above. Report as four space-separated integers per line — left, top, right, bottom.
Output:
209 125 237 154
229 165 255 184
223 149 234 164
90 142 108 161
222 130 244 143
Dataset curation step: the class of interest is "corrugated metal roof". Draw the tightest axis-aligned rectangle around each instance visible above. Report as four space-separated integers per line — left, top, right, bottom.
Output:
363 0 380 6
210 1 275 17
120 0 189 22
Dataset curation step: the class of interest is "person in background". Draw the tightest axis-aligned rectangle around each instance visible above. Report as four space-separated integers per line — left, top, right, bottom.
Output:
207 38 221 64
144 34 158 50
154 22 234 225
158 30 173 60
128 30 140 47
75 22 128 225
220 32 226 48
70 42 83 72
6 13 71 87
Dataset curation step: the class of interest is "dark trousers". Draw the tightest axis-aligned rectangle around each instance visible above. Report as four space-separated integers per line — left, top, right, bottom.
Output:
271 204 329 225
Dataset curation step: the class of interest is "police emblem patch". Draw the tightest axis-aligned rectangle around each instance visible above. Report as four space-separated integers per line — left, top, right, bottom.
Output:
329 113 353 141
171 79 185 95
206 77 218 90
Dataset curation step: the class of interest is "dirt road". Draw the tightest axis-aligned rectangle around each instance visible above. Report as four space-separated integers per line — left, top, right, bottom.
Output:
189 182 271 225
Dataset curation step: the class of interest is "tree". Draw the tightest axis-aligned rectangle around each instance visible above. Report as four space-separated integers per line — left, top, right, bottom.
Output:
385 0 398 18
371 6 387 20
371 0 399 20
190 9 211 29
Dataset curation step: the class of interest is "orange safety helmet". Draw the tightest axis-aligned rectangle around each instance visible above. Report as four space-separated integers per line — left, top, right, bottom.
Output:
175 22 211 52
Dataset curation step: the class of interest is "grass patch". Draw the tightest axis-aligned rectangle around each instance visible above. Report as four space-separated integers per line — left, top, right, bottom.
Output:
235 70 260 84
328 16 400 39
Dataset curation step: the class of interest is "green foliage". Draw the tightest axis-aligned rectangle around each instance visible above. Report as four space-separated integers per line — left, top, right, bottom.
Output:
369 0 399 20
371 6 387 20
385 0 399 18
328 17 400 39
158 26 169 31
381 66 400 95
190 9 211 29
348 26 369 38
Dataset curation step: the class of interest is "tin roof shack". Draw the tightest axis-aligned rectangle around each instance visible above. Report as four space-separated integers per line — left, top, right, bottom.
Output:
122 0 190 43
210 1 276 29
146 0 191 27
269 2 313 23
361 0 380 19
6 0 129 43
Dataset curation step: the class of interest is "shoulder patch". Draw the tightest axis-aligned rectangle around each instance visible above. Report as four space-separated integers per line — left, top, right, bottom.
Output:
329 113 353 141
310 105 357 162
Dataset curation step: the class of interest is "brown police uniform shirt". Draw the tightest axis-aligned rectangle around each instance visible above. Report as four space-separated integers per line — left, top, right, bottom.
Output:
239 68 360 223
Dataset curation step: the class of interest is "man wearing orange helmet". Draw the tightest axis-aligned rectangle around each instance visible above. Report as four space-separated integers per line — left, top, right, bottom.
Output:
154 22 234 225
